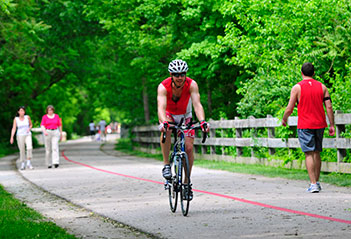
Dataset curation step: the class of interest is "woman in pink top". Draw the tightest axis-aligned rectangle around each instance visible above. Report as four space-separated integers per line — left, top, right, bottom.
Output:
40 105 62 168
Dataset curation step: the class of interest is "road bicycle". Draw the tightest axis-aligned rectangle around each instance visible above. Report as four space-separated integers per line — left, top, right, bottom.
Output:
162 119 207 216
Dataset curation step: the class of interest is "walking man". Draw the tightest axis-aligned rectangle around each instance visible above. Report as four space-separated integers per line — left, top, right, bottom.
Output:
282 62 335 193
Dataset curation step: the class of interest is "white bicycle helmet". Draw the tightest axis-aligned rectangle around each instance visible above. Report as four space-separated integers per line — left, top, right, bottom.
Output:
168 59 189 73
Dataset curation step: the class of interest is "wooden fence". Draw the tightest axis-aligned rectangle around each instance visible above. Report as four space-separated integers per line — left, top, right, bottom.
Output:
132 111 351 173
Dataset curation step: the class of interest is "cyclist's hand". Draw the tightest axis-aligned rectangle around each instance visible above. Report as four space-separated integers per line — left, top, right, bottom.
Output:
158 121 169 132
200 120 210 133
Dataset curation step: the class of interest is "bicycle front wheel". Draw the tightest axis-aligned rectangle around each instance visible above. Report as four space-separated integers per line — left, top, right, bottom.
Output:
168 176 178 212
180 153 190 216
168 155 180 212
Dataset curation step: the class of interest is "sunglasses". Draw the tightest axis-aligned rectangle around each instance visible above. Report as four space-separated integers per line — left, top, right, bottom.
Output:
172 73 186 77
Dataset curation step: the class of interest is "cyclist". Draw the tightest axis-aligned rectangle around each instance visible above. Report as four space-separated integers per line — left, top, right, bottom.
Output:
157 59 209 200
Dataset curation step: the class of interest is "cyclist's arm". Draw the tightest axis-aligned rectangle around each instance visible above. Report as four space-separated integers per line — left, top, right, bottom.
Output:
157 83 168 123
189 80 205 122
282 84 299 126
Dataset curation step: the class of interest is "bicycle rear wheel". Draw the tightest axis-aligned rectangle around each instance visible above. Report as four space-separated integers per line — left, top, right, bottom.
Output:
180 153 190 216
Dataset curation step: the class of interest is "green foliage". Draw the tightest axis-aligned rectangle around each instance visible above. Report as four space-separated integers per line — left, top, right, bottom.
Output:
0 142 17 158
0 0 16 15
1 0 351 154
0 0 105 141
220 0 351 117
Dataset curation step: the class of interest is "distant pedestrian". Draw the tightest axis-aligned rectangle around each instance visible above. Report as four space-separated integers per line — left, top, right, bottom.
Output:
89 120 95 140
98 120 106 141
10 106 34 170
282 62 335 193
40 105 63 169
95 126 101 141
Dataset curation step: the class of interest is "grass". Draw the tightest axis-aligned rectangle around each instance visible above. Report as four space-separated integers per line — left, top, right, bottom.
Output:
0 185 76 239
116 138 351 188
0 143 76 239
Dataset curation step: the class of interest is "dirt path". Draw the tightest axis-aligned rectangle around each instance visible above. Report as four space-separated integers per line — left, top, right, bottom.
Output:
2 136 351 238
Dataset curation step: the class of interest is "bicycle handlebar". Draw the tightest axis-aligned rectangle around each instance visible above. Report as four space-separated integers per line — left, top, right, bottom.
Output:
161 120 207 144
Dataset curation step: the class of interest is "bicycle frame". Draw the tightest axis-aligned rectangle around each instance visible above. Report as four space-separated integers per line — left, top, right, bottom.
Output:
164 129 186 190
172 128 188 186
163 120 206 216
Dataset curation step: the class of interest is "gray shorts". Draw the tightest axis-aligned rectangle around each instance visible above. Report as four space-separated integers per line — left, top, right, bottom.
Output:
297 128 325 152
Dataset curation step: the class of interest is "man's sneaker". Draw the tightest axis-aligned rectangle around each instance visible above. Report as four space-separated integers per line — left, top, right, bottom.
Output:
162 165 172 179
183 184 193 201
307 183 320 193
316 182 322 191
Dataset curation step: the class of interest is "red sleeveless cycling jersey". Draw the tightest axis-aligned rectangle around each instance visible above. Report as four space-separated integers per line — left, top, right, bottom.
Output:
297 79 327 129
161 77 193 115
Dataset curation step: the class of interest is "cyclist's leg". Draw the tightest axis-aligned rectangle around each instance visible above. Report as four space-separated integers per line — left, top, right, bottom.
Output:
161 113 175 179
160 113 174 165
160 130 172 164
184 136 194 183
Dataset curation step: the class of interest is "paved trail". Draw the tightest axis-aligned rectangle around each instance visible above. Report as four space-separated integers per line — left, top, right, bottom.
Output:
1 136 351 238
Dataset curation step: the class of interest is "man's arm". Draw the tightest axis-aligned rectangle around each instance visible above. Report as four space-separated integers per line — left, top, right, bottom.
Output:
282 84 299 126
189 80 205 122
323 85 335 136
157 83 168 123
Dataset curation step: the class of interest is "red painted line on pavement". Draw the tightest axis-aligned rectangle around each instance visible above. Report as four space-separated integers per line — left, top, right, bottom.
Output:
61 151 163 185
62 150 351 224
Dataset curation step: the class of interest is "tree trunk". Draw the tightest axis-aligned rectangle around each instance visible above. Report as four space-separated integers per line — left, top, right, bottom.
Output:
142 77 150 123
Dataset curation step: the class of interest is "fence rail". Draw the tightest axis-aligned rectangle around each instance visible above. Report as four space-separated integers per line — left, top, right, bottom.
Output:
132 111 351 173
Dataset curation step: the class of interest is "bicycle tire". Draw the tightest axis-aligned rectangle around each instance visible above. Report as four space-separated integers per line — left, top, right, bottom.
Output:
168 155 179 212
180 153 190 216
168 177 178 212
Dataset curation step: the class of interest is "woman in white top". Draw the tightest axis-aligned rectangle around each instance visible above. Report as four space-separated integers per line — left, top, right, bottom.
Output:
10 106 34 170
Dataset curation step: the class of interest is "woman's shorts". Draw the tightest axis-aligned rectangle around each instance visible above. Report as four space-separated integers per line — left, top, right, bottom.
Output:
297 128 325 152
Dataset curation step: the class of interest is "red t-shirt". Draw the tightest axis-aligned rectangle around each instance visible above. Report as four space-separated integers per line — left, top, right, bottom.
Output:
41 114 62 129
161 77 193 115
297 79 327 129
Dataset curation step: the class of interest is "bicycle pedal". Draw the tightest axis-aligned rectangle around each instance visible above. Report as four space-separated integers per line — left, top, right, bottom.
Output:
164 181 170 190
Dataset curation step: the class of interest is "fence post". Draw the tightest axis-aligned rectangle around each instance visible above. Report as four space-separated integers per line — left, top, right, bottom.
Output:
209 128 216 155
248 116 256 158
201 128 207 155
235 117 243 157
221 128 225 156
152 130 157 151
335 111 346 167
267 115 276 155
